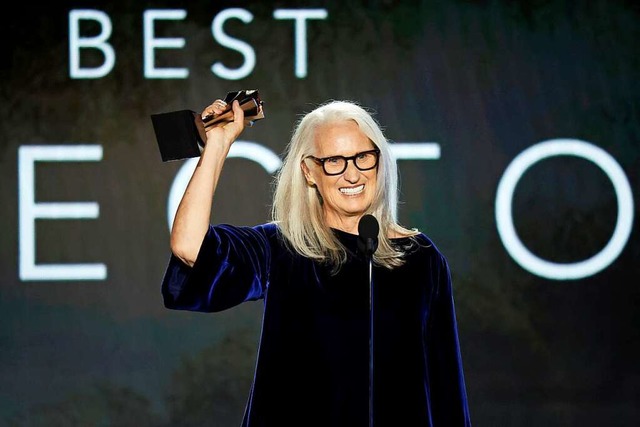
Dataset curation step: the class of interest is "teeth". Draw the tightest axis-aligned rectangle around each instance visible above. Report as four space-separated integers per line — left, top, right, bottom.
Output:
340 184 364 195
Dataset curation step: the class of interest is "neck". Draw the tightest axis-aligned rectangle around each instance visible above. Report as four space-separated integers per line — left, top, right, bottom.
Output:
324 214 361 235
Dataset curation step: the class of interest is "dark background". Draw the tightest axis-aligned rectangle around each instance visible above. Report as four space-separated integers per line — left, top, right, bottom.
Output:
1 1 638 426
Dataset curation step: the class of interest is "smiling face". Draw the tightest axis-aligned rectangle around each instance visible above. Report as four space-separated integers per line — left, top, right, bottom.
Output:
302 120 378 232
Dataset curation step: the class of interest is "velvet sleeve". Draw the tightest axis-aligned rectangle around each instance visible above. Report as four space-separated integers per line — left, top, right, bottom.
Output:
426 253 472 426
161 223 271 313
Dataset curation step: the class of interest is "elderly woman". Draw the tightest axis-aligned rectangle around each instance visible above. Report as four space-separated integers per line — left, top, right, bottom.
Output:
162 99 472 426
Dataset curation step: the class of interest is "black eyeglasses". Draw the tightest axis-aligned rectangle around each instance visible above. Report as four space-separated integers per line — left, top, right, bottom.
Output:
306 149 380 176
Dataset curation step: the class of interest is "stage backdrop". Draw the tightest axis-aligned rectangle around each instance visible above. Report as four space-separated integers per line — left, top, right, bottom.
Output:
1 1 638 426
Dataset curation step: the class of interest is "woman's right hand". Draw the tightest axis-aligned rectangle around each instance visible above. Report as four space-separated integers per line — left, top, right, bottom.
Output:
200 99 246 150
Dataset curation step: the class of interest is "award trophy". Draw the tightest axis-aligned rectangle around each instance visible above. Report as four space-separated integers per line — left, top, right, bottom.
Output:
150 89 265 162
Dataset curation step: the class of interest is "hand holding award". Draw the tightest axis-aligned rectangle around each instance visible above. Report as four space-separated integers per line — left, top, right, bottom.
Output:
201 90 264 129
150 89 265 162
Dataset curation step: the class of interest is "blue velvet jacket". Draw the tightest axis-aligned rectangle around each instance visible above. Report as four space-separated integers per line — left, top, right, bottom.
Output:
162 222 472 426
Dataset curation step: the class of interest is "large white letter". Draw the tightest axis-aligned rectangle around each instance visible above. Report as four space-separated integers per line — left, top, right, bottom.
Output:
390 143 441 160
18 145 107 281
144 9 188 79
273 9 328 78
495 139 634 280
211 8 255 80
69 10 115 79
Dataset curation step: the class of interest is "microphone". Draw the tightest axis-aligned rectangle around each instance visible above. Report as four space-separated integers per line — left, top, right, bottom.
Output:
358 214 379 257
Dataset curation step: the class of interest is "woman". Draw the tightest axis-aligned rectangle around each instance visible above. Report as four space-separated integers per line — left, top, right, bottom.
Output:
162 98 472 426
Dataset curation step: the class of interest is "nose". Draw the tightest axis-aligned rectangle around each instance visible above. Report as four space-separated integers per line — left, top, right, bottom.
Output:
342 159 360 182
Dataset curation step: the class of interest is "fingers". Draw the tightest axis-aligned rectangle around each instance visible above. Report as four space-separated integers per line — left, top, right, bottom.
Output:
213 99 227 112
200 99 246 147
201 99 228 119
231 100 245 126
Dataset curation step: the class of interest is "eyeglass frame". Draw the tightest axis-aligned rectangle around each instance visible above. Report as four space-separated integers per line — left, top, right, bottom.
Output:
305 148 381 176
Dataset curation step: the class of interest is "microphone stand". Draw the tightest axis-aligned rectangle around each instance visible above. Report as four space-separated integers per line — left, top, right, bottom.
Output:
367 249 374 427
358 214 378 427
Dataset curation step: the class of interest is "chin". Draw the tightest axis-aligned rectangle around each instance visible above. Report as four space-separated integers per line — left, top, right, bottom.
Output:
342 202 371 215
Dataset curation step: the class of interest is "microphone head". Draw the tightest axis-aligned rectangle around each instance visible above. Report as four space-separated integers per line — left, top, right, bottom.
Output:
358 214 379 256
358 214 379 240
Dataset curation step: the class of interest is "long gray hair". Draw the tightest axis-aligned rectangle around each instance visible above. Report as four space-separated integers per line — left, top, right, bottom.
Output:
271 100 418 270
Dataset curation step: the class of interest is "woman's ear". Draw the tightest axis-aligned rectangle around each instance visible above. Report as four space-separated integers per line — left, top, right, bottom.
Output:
300 160 315 186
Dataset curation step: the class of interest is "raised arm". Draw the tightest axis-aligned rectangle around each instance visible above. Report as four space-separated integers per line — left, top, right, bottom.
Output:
170 99 246 266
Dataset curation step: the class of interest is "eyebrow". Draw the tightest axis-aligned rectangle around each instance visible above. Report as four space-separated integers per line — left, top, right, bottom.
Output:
315 147 377 157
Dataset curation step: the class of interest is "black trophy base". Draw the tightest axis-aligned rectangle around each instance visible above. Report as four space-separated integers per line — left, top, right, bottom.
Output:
150 110 205 162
